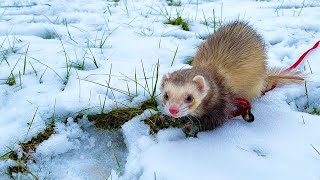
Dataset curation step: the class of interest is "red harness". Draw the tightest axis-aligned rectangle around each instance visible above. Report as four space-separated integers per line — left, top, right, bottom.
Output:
231 40 320 122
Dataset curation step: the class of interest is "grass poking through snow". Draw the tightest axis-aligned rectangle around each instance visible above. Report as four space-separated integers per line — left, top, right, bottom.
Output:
0 105 56 179
166 16 189 31
80 60 196 135
311 108 320 115
20 121 55 153
0 121 55 179
185 57 194 65
84 98 190 135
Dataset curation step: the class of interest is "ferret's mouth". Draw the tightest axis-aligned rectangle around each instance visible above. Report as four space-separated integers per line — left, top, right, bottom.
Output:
168 109 189 118
170 114 181 118
163 104 189 118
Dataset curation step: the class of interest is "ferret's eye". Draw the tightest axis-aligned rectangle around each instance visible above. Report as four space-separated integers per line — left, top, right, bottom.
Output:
164 92 169 100
185 95 193 103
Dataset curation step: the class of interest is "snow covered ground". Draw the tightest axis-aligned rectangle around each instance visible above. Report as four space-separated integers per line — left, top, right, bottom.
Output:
0 0 319 179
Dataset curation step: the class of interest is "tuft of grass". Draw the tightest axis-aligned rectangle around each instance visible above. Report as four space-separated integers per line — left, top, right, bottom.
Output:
87 96 158 131
85 95 200 136
140 98 158 111
166 16 189 31
0 36 23 62
143 112 186 135
85 98 190 135
87 108 144 130
311 107 320 115
1 120 55 179
118 60 160 100
185 57 194 65
7 36 21 54
20 121 55 153
99 31 109 49
200 8 220 34
2 45 25 86
71 49 88 71
6 74 16 86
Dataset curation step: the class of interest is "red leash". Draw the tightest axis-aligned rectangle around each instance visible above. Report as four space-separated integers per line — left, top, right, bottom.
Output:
231 40 320 121
287 40 320 71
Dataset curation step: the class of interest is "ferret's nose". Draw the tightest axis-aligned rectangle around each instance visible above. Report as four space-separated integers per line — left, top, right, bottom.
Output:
169 107 180 116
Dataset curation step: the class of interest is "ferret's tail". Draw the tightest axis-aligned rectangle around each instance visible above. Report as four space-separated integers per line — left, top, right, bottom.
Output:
264 67 305 91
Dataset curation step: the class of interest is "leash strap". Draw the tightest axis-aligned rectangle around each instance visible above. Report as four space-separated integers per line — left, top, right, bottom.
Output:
287 40 320 71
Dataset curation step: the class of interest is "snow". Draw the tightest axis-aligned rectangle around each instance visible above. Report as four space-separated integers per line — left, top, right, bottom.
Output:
29 117 127 179
0 0 319 179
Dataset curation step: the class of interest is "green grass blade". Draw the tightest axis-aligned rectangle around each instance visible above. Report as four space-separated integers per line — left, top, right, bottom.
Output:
28 60 38 76
152 59 160 97
23 44 29 75
112 149 121 170
88 48 99 68
141 60 151 96
170 46 179 66
23 107 38 142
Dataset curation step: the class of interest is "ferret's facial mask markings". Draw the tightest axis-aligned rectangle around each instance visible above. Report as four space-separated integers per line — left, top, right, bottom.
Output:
164 91 186 117
161 75 205 118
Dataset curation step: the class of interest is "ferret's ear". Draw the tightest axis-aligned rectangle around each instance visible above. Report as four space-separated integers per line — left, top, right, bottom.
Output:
162 74 170 81
193 75 207 93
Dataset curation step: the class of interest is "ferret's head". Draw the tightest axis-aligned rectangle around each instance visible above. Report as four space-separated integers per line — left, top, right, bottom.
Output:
161 71 209 118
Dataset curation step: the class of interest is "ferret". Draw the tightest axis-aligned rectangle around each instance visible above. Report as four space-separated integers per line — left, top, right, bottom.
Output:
161 21 304 131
